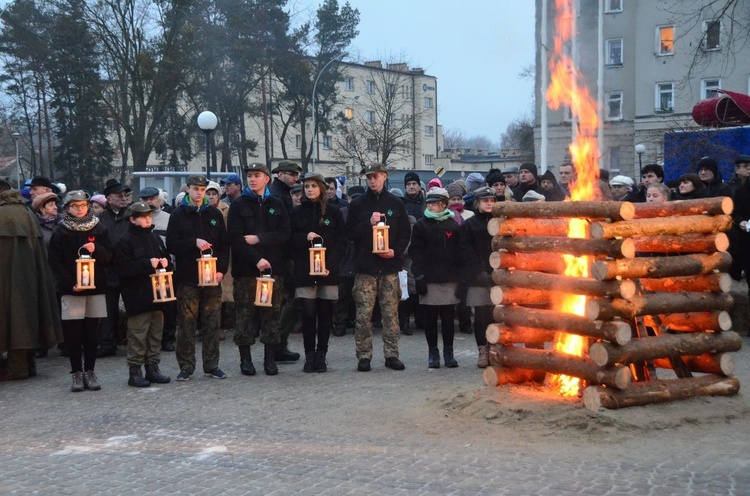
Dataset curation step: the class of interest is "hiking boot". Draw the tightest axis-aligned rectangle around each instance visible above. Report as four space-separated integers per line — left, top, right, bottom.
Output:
385 357 405 370
314 352 327 373
274 347 300 363
443 346 458 368
239 346 256 376
303 352 316 373
263 346 278 376
161 341 175 352
332 327 346 337
71 371 84 392
357 358 371 372
205 367 227 379
145 364 171 384
128 366 151 387
477 345 489 369
83 370 101 390
400 321 413 336
428 347 440 369
175 370 191 381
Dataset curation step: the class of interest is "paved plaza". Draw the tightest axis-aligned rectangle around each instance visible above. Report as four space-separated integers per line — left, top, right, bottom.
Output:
1 327 749 495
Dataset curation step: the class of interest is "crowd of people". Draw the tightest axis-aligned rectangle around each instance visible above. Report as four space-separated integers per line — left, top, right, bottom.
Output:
2 153 750 391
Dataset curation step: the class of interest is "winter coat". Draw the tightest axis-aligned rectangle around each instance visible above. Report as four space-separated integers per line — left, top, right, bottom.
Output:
227 192 290 278
402 192 425 219
97 207 130 286
166 202 229 286
730 181 750 269
48 218 113 297
703 175 732 198
346 188 411 276
460 211 495 287
290 199 346 288
410 215 462 284
673 187 708 201
270 177 294 215
0 190 62 352
116 223 173 316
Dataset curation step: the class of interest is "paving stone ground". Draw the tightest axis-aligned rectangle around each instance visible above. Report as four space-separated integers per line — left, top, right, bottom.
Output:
1 322 749 495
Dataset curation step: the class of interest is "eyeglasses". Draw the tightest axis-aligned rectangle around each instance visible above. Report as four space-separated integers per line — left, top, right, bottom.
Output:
68 203 88 210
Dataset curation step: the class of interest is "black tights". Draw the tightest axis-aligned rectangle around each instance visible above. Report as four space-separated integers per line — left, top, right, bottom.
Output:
301 298 333 353
62 318 99 373
473 305 494 347
423 305 455 349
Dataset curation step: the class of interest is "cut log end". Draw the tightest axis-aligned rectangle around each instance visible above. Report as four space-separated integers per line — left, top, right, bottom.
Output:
489 251 501 269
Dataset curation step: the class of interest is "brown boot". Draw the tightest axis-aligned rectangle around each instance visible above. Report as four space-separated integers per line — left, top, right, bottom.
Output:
477 345 490 368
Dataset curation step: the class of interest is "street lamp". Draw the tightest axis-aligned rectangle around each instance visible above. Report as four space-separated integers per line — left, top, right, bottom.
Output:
197 111 218 180
635 143 645 178
11 132 21 188
311 55 345 173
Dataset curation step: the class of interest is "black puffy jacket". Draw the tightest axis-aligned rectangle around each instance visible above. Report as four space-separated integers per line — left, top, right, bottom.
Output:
290 199 346 288
460 211 494 287
48 220 113 296
410 215 462 284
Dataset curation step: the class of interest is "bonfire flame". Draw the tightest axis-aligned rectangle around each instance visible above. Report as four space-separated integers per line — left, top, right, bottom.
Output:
546 0 600 396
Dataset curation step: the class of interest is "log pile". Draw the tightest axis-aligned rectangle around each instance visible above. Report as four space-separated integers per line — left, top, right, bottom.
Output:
484 197 742 411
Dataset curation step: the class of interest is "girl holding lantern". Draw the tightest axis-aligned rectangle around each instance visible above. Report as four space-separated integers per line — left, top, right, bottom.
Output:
48 191 113 392
290 173 346 373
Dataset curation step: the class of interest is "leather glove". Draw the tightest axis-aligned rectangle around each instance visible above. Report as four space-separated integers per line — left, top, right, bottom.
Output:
415 277 428 296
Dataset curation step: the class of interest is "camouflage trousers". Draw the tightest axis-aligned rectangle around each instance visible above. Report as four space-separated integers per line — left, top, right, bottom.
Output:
353 273 400 360
176 285 222 375
126 310 163 367
233 276 284 347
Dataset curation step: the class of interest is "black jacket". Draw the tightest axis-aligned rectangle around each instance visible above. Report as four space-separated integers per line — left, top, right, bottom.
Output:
166 202 229 286
227 192 290 278
97 207 130 286
460 211 494 287
270 177 293 214
402 192 425 219
703 176 733 198
409 215 462 284
116 223 173 316
290 199 346 288
346 188 411 276
48 221 113 296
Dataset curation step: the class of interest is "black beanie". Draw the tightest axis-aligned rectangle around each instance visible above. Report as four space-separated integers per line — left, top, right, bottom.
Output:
404 171 420 186
696 156 719 175
519 162 538 178
485 169 505 187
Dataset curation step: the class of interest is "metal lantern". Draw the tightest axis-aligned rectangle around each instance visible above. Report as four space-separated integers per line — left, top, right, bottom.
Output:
254 271 275 307
150 268 177 303
76 246 96 290
372 221 390 254
197 249 218 286
309 237 327 276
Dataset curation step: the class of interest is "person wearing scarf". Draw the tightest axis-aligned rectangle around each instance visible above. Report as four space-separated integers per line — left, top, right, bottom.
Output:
410 188 463 369
48 191 113 392
227 163 290 377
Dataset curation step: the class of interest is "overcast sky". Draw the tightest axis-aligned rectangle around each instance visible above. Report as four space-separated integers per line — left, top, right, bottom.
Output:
343 0 537 143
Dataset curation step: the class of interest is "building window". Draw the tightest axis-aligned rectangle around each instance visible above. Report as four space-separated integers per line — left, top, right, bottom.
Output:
386 113 395 126
365 80 374 94
656 82 674 112
424 97 433 108
365 110 375 124
606 39 623 66
658 26 674 55
344 108 353 120
604 0 622 13
322 135 330 149
606 91 623 120
702 78 721 99
367 139 377 151
609 146 621 172
703 20 721 50
424 154 434 165
424 125 434 137
344 77 354 91
386 83 396 98
295 134 302 149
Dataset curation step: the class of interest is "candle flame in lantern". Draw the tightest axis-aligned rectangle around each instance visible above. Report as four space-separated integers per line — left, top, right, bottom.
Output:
546 0 600 396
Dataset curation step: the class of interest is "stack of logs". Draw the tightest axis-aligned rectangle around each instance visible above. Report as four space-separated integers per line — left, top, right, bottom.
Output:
482 197 743 411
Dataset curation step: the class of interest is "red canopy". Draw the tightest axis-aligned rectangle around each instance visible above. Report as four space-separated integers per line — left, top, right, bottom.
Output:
692 89 750 127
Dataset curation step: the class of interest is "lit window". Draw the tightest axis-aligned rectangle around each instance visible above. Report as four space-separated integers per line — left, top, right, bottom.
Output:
702 79 721 99
605 0 622 13
658 26 674 55
424 154 434 165
424 97 433 108
424 126 434 137
656 82 674 111
344 108 353 120
295 135 302 149
366 80 374 94
365 111 375 124
344 77 354 91
606 39 623 65
606 91 622 120
703 20 721 50
322 135 330 149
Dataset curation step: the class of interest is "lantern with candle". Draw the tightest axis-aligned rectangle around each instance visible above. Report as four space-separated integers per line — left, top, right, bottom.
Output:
254 269 275 307
150 268 177 303
372 219 390 254
197 248 218 286
309 236 327 276
76 246 96 290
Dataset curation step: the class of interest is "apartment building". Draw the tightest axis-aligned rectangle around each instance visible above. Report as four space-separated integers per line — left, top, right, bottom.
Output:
534 0 750 177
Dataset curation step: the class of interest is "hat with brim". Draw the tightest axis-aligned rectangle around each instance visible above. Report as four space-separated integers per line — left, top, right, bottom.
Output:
735 155 750 165
244 163 271 177
290 183 302 194
522 190 546 202
503 167 519 175
473 186 497 200
63 190 91 206
30 176 60 194
271 160 302 174
139 186 160 199
32 192 58 212
361 162 388 176
425 187 449 203
125 201 156 218
206 181 221 193
609 175 634 187
186 175 208 187
103 178 131 196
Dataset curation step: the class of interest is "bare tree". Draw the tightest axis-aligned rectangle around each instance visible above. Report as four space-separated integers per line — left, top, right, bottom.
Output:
442 127 466 150
500 115 535 156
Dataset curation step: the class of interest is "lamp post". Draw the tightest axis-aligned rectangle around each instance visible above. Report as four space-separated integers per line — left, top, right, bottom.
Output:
311 56 345 173
635 143 645 178
197 111 218 180
11 132 21 188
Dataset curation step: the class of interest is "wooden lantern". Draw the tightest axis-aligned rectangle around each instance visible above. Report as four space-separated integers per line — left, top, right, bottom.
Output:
76 247 96 290
309 238 327 276
254 273 275 307
197 249 218 286
150 268 177 303
372 221 390 254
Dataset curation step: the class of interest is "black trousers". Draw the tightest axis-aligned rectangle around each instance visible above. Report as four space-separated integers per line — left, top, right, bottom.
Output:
423 305 455 349
63 318 99 373
301 298 333 353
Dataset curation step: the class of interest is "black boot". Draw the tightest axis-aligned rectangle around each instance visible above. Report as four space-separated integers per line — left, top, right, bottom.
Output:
428 347 440 368
274 345 300 363
444 346 458 368
128 366 151 387
145 364 171 384
314 351 327 373
239 346 256 376
303 351 316 373
264 345 278 376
